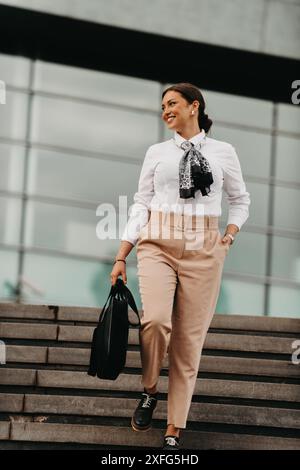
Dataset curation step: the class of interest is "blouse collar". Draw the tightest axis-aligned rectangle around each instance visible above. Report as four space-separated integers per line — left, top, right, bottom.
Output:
173 129 206 149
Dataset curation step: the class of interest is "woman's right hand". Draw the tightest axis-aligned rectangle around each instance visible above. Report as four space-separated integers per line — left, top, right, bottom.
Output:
110 260 127 286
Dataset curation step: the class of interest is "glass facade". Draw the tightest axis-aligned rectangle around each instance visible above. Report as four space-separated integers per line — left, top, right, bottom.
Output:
0 53 299 317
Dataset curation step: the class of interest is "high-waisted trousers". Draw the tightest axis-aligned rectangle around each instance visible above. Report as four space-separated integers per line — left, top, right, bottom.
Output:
136 210 229 429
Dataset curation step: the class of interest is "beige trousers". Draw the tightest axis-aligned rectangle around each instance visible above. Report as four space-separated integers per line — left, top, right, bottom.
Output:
136 210 229 429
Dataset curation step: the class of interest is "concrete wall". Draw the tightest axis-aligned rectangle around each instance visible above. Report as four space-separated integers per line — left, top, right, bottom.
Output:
0 0 299 60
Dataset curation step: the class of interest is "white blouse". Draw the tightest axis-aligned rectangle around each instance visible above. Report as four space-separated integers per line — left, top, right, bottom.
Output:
121 129 251 246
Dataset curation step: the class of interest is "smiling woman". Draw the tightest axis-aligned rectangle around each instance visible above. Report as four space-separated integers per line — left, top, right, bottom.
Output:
161 82 213 138
112 81 250 450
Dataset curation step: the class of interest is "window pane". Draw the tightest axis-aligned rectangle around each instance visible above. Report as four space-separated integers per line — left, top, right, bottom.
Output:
23 252 110 307
0 249 18 301
0 143 25 192
24 200 123 257
277 103 300 134
30 95 159 158
222 232 267 277
212 125 271 178
221 181 268 228
23 252 141 308
27 148 140 204
271 235 300 282
34 61 161 111
274 186 300 231
202 89 273 129
0 90 28 140
275 136 300 183
0 196 22 245
216 279 265 315
269 286 300 318
0 53 31 88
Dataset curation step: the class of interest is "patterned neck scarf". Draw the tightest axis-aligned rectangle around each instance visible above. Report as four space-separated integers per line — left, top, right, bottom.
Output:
179 140 214 198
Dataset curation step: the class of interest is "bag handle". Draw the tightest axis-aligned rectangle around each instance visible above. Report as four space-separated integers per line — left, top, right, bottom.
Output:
115 278 141 327
99 279 141 327
98 280 123 321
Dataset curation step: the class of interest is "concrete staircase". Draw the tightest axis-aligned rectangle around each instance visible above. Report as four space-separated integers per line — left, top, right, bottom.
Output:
0 302 299 450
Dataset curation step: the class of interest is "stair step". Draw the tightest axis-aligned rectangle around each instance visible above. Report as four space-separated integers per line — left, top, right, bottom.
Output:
1 302 299 450
3 345 298 378
6 345 47 363
1 322 297 354
0 368 36 386
1 368 299 402
0 323 57 340
0 304 57 321
0 422 10 440
1 303 300 334
1 421 298 449
0 393 296 429
0 393 24 412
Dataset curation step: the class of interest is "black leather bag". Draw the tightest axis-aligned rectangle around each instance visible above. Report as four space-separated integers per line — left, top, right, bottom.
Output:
87 278 140 380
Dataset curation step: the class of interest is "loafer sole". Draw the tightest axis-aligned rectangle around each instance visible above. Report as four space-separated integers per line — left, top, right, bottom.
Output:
131 417 152 432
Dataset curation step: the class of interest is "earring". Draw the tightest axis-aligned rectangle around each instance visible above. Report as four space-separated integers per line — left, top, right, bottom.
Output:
191 111 195 115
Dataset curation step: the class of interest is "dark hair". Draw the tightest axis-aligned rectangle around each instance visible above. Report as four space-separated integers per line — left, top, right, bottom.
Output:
161 82 213 133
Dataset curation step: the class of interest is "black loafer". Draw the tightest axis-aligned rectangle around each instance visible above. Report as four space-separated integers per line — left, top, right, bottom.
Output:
162 435 180 450
131 389 158 431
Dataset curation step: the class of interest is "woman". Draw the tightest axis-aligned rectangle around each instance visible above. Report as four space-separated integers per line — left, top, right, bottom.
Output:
110 82 250 450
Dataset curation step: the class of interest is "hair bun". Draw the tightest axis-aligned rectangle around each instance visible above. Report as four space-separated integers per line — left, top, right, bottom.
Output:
201 112 212 133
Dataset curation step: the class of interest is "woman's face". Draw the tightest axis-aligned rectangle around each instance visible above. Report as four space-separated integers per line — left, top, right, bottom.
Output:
161 90 196 130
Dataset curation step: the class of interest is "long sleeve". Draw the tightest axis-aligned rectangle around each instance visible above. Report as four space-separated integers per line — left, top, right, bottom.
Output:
223 144 250 231
121 145 156 246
